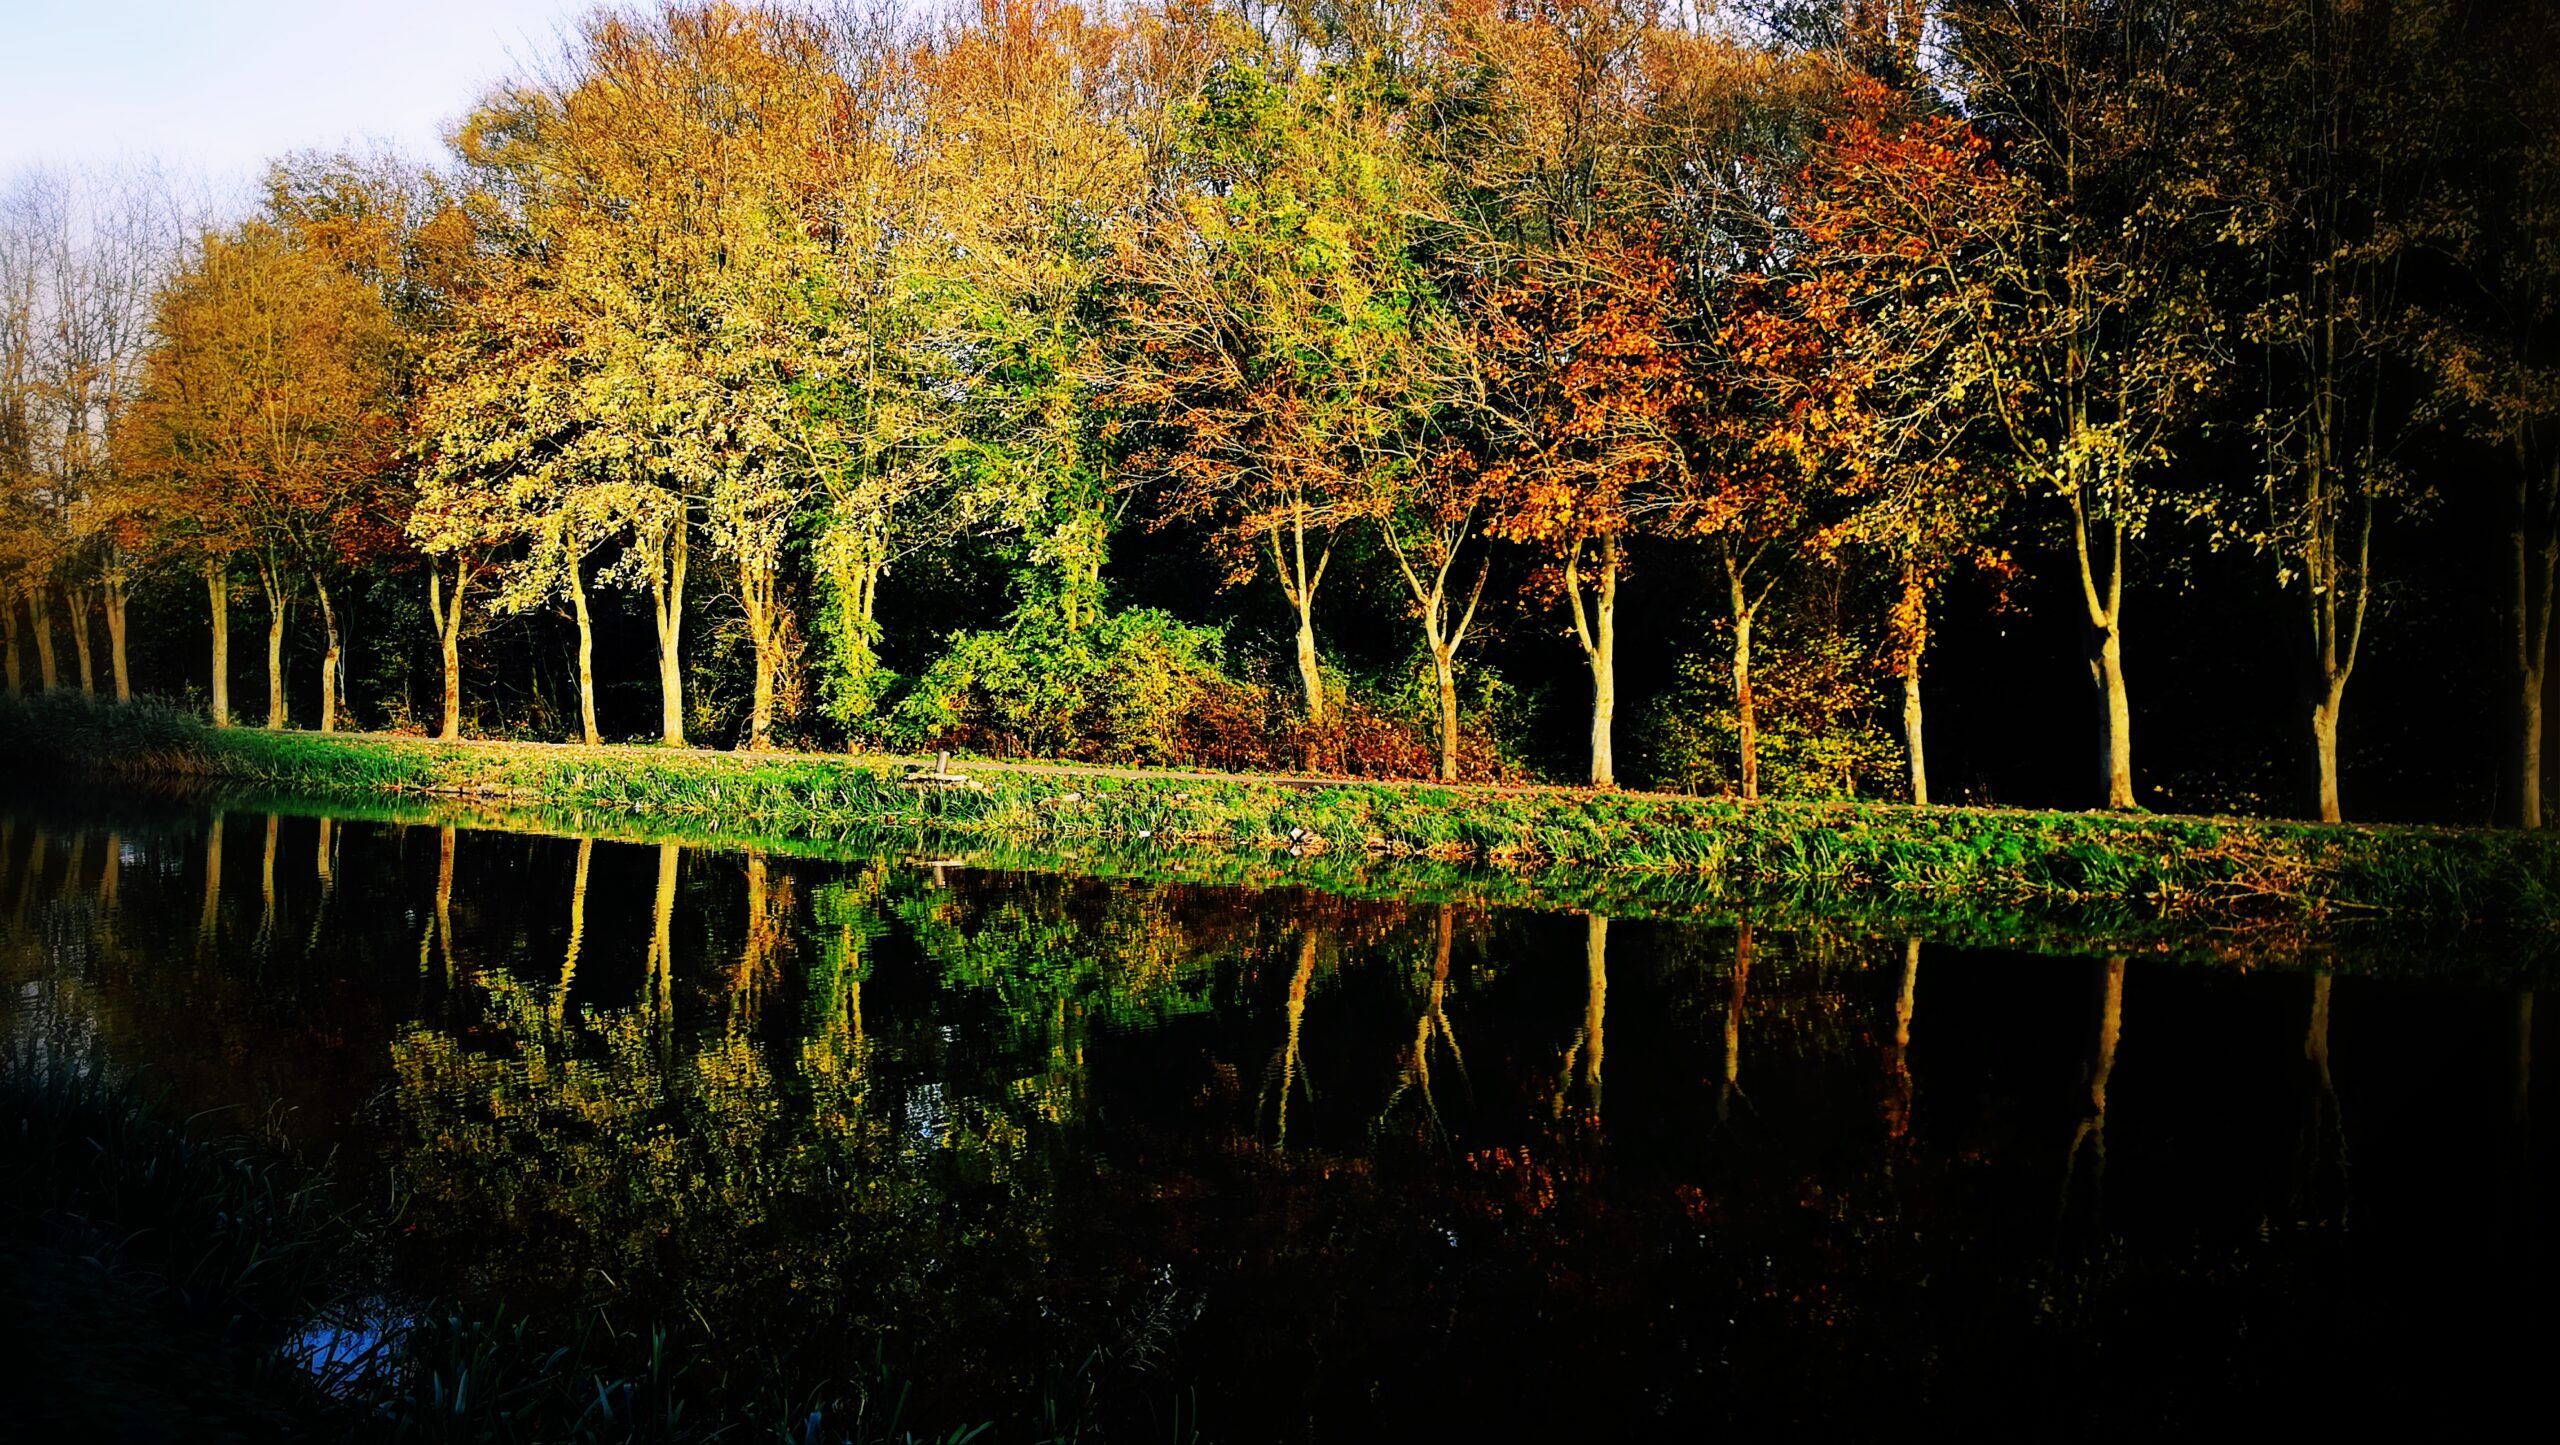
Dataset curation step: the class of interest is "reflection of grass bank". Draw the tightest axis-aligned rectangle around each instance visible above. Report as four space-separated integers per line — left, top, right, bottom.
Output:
0 1037 1020 1443
10 691 2560 923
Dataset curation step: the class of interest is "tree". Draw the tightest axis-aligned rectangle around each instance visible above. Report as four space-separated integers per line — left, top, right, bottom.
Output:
1115 46 1461 727
0 169 169 704
910 0 1190 633
1851 0 2226 808
1372 447 1495 781
1475 229 1695 787
1434 0 1685 787
126 221 400 732
427 4 871 750
1772 79 2019 805
2425 1 2560 826
2201 0 2465 821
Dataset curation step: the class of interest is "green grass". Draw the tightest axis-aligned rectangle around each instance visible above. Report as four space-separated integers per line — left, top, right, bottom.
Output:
10 690 2560 924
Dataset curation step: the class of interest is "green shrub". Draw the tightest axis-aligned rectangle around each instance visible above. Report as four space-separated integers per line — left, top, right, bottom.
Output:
1637 629 1902 800
889 606 1235 766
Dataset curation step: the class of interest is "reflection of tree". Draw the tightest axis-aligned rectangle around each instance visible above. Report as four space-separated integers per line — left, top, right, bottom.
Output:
1884 939 1918 1141
387 959 1056 1421
1381 905 1470 1142
254 814 278 954
646 841 676 1040
1718 922 1755 1131
552 836 592 1021
803 863 883 1117
2499 989 2534 1248
2061 956 2127 1227
301 816 335 957
2290 970 2350 1226
732 851 793 1025
1271 929 1319 1149
1555 915 1609 1123
196 813 223 954
416 824 455 986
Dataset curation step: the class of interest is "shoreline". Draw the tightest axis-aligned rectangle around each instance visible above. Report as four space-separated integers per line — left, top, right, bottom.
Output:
8 693 2559 926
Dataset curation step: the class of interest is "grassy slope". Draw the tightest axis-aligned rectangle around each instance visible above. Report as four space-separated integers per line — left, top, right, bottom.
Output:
9 693 2558 925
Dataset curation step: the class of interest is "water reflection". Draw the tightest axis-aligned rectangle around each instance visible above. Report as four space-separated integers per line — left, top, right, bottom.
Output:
1 792 2552 1438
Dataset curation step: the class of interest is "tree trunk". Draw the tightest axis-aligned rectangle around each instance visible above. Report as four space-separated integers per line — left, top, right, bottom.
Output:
568 559 600 747
1277 928 1317 1148
262 567 288 730
314 575 341 734
2310 676 2348 824
2072 504 2135 809
1270 507 1332 726
2092 617 2134 808
2512 458 2558 828
1898 563 1930 805
258 812 278 944
2 584 21 697
1566 533 1620 787
1383 517 1488 787
63 582 94 697
30 581 58 691
428 556 467 741
556 835 592 1020
202 570 229 724
1730 599 1751 799
649 840 677 1024
1720 921 1753 1123
1581 913 1608 1118
434 825 456 985
1295 598 1324 725
1726 550 1759 801
652 514 688 747
103 561 130 702
1434 644 1461 784
2526 669 2546 832
198 812 224 948
741 552 781 751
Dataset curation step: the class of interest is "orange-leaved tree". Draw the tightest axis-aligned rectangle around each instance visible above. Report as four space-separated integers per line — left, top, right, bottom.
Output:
1749 78 2021 804
126 220 400 732
1475 229 1696 787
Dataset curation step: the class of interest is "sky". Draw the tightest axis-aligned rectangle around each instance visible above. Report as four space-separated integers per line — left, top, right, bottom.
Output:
0 1 593 191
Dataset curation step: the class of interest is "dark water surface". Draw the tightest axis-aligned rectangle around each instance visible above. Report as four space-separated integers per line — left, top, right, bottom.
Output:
3 788 2551 1439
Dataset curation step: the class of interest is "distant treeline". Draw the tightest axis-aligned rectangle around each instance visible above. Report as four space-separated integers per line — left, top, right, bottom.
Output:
1 1 2553 824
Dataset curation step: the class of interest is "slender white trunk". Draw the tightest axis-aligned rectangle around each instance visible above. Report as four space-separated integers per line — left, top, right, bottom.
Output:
206 568 229 725
652 514 688 747
103 562 130 702
1565 534 1620 787
30 581 59 691
63 583 94 697
262 566 287 730
569 559 599 747
429 556 468 741
314 575 341 734
2 583 21 698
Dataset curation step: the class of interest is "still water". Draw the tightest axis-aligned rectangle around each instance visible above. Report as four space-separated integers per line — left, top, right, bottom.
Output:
3 788 2550 1439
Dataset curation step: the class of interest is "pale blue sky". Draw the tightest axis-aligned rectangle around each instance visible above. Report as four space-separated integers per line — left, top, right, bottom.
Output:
0 1 593 186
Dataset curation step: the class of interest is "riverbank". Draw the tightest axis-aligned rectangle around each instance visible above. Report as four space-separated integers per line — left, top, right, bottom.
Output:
7 692 2558 922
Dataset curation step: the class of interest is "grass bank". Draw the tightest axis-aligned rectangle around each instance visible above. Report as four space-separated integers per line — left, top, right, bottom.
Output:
8 691 2559 923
